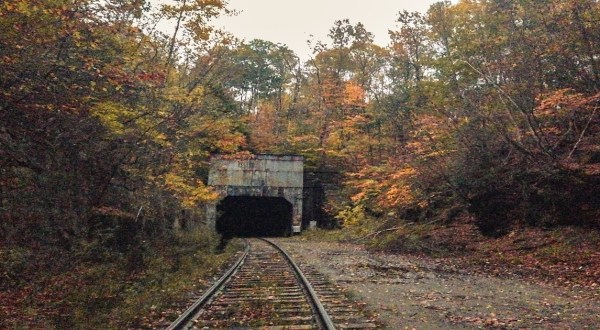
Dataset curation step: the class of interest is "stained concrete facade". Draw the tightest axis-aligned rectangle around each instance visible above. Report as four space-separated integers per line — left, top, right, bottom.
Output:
206 154 304 233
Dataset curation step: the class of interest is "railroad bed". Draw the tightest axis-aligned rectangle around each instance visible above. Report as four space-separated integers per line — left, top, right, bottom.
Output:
167 238 378 329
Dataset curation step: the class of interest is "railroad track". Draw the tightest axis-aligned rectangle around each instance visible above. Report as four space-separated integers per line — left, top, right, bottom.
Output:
166 238 378 329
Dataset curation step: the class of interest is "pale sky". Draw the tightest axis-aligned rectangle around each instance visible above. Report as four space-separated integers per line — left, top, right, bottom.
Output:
212 0 443 59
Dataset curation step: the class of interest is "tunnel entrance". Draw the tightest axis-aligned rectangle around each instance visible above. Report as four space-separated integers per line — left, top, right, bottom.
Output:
216 196 293 238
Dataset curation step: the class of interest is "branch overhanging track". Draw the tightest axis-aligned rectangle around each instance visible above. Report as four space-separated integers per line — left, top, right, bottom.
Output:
166 238 378 330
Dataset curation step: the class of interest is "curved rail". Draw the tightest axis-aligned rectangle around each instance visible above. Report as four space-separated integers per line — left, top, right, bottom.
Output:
167 238 338 330
165 240 250 330
260 238 337 330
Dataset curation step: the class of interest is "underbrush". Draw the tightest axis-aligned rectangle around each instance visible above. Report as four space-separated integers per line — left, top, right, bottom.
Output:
0 229 241 329
461 226 600 289
295 228 346 242
302 209 600 292
365 223 448 255
315 204 453 256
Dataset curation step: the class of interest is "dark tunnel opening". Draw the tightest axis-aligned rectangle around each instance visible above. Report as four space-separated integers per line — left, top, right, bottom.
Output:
216 196 293 238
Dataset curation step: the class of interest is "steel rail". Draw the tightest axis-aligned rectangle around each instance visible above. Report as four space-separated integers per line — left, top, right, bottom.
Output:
260 238 337 330
165 240 250 330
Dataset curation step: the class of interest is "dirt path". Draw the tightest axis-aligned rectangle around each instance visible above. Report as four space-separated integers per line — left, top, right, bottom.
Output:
274 238 600 329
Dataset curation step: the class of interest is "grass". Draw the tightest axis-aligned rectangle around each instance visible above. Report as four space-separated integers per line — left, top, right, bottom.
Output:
293 228 346 242
0 229 242 329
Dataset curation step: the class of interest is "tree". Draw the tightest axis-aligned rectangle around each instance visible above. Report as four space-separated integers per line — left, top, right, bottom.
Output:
0 0 244 246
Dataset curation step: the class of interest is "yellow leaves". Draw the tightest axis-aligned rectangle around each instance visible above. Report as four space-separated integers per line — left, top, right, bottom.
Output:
151 114 245 208
163 171 218 208
422 149 453 159
413 114 445 137
91 102 167 144
321 79 367 113
408 113 457 161
186 114 246 153
2 0 32 15
91 101 133 134
339 114 369 132
159 0 225 43
164 84 205 104
390 167 417 180
335 204 367 228
200 0 225 7
90 102 174 148
153 132 171 147
290 135 320 144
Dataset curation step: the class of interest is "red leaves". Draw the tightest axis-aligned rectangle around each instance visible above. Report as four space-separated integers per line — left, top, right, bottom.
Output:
434 223 600 291
136 71 166 87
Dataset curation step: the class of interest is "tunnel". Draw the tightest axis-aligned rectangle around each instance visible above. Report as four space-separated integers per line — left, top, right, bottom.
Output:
216 196 293 238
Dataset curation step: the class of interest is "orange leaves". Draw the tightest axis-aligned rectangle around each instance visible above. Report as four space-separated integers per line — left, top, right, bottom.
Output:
535 89 600 119
216 132 246 153
383 185 415 208
343 81 367 109
347 162 420 211
407 113 456 165
379 166 418 209
350 191 368 203
320 78 344 110
412 114 448 141
533 88 600 162
2 0 37 15
535 88 587 118
390 166 417 180
217 150 255 160
247 102 280 153
321 79 368 114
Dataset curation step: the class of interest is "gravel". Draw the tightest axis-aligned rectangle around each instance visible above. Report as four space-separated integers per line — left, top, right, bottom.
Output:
274 238 600 329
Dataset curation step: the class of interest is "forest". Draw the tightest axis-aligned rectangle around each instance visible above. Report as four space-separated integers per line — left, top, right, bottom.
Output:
1 0 599 328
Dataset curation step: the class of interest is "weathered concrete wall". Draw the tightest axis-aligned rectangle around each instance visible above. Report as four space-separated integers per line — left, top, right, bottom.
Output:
206 154 304 233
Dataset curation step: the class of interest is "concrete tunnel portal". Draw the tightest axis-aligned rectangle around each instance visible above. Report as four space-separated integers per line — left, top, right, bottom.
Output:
206 154 305 236
216 196 293 238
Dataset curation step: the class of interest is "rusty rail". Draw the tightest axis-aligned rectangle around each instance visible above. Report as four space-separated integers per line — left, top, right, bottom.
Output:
165 240 249 330
260 237 337 330
166 238 377 329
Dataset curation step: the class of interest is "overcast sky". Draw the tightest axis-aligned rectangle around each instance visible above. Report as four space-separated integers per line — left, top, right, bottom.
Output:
211 0 443 59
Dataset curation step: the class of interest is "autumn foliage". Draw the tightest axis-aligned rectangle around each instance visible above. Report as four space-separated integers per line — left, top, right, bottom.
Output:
1 0 600 327
246 1 600 236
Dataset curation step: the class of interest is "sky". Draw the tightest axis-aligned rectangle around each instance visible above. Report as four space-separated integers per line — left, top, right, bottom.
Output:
211 0 442 59
151 0 445 60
